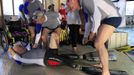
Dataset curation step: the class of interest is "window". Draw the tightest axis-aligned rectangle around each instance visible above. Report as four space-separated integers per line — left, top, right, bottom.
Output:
126 1 134 15
3 0 44 15
3 0 13 15
14 0 23 15
39 0 43 3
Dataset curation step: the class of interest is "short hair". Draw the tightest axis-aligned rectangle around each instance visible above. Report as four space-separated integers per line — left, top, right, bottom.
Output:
48 5 52 9
48 4 55 9
51 4 55 7
61 3 65 6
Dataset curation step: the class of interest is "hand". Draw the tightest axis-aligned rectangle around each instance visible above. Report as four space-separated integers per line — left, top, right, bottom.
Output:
88 32 96 41
36 16 45 24
82 37 88 45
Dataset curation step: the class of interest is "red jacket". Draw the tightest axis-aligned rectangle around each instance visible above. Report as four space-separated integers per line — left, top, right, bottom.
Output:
59 9 67 21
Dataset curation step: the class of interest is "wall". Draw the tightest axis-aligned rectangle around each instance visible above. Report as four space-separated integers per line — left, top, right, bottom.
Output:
0 6 1 15
0 0 2 28
60 0 66 4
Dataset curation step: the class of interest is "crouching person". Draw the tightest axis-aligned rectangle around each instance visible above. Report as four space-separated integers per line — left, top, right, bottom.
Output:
41 4 61 49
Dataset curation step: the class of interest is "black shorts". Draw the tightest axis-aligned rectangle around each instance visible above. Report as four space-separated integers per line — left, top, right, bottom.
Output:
101 17 122 28
44 26 60 31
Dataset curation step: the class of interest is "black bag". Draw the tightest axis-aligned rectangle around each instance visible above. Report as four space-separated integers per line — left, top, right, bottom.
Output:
7 20 22 32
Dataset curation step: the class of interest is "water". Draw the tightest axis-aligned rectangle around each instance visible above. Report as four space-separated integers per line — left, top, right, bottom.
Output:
117 26 134 46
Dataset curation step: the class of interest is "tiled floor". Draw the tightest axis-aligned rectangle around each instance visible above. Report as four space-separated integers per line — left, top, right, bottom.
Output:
0 47 88 75
0 27 134 75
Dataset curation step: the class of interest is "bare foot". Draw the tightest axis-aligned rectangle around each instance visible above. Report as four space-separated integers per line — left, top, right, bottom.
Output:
102 71 110 75
32 43 38 48
93 63 110 75
93 63 102 69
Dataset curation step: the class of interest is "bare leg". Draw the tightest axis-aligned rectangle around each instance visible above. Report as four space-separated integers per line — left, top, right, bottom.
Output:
28 26 35 45
49 33 58 49
49 27 61 49
54 27 61 46
41 28 50 49
94 24 115 75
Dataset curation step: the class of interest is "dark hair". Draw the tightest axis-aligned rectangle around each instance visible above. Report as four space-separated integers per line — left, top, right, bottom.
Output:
48 4 55 9
48 5 52 9
61 3 65 6
51 4 55 7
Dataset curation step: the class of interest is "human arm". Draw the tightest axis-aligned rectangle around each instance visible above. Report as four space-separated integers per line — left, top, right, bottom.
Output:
13 54 45 66
82 21 90 44
91 5 101 33
88 5 101 41
57 13 62 24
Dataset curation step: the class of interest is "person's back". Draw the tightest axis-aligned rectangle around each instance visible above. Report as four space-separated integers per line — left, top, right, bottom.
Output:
27 0 43 18
67 10 81 25
43 9 61 29
81 0 120 20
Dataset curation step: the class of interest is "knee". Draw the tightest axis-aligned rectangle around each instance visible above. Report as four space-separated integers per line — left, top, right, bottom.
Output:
31 33 35 39
51 33 57 39
51 33 59 41
41 35 47 41
94 40 105 50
